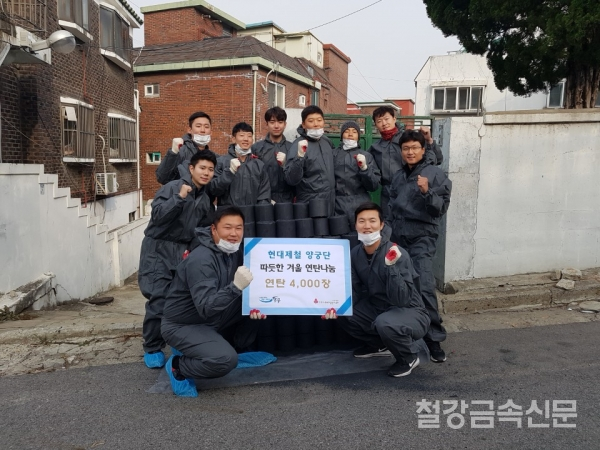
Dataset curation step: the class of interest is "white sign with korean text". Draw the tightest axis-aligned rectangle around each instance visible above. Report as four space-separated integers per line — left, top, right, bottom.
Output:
242 238 352 316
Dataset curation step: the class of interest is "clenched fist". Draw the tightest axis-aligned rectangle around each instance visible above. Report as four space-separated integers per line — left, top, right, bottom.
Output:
172 138 184 154
276 151 286 166
417 175 429 193
385 244 401 266
297 140 308 158
230 158 241 174
354 154 367 171
179 184 193 199
419 126 434 144
233 266 253 290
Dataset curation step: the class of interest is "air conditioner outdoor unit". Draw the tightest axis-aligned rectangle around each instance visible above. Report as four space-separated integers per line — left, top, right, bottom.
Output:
95 173 118 195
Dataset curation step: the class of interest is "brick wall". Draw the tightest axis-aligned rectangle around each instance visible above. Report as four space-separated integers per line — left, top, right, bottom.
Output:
323 44 350 114
144 8 236 46
137 68 313 200
0 0 138 202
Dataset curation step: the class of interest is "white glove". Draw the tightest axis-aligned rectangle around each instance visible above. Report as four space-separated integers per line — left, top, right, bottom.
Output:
276 151 286 166
230 158 241 174
385 244 401 266
355 154 367 171
297 140 308 158
233 266 253 290
172 138 184 154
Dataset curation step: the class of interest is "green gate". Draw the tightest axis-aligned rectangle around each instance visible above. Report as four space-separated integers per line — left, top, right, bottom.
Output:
323 114 435 205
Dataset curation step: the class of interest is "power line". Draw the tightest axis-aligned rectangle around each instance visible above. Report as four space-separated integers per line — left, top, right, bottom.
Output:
351 61 383 100
306 0 383 32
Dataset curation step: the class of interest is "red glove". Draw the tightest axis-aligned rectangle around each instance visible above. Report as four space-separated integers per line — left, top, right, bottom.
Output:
385 244 401 266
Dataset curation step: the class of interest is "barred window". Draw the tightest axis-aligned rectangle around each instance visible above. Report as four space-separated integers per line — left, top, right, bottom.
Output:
61 100 95 161
108 115 136 161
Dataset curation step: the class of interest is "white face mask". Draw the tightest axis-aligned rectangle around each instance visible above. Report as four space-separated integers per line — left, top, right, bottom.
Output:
193 134 211 146
216 237 240 254
306 128 324 140
357 230 381 247
235 144 252 156
342 139 358 150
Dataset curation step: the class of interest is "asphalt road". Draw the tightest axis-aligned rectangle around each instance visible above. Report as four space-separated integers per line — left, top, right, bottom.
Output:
1 321 598 450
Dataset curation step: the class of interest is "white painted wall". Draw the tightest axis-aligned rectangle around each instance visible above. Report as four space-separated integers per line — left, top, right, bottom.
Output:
274 33 324 69
91 191 139 231
433 110 600 283
415 53 548 116
0 164 148 301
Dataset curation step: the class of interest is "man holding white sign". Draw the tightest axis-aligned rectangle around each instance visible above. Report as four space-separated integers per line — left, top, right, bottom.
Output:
324 202 430 378
161 207 265 397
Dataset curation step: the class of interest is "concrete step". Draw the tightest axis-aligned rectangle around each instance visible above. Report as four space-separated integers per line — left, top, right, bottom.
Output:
440 268 600 314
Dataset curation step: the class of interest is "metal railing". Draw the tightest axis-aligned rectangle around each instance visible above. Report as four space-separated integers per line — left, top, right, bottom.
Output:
3 0 47 34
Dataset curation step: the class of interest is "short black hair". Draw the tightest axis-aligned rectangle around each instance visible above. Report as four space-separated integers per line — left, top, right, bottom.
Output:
190 149 217 168
188 111 211 126
372 106 396 121
399 130 426 148
213 206 245 226
301 105 324 122
265 107 287 122
232 122 253 136
354 202 383 223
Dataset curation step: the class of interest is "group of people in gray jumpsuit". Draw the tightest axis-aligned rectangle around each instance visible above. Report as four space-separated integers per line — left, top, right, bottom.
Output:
137 104 452 396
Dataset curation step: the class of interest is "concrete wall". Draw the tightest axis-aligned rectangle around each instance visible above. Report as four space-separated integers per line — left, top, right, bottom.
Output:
433 110 600 284
415 53 548 116
0 164 148 301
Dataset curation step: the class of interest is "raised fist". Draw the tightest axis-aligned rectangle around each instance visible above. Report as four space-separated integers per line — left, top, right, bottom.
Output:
179 184 192 199
172 138 184 154
297 140 308 158
230 158 241 174
276 151 286 166
417 175 429 193
385 244 401 266
354 154 367 171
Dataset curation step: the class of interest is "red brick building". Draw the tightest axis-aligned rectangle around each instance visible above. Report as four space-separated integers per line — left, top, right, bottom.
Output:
136 1 351 201
1 0 143 208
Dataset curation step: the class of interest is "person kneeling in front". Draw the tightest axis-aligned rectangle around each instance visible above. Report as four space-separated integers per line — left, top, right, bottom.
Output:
160 206 266 397
323 202 430 377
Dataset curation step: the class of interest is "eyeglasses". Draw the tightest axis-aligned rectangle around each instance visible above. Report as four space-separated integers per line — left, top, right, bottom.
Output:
401 146 423 152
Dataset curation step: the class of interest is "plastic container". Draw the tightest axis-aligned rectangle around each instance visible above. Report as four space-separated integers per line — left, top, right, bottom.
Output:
244 221 256 238
238 204 255 224
276 316 296 351
340 232 360 249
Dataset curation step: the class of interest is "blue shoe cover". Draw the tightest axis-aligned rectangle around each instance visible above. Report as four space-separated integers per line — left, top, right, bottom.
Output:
165 356 198 398
144 351 166 368
171 347 183 357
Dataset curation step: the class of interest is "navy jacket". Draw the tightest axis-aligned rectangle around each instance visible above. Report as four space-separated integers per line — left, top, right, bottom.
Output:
162 227 243 325
252 134 294 203
210 144 271 206
155 134 214 185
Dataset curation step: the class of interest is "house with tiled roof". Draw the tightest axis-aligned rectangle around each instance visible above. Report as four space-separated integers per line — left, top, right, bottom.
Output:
134 0 351 200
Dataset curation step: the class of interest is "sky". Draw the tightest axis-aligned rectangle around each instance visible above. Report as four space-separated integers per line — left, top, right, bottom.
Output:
128 0 460 103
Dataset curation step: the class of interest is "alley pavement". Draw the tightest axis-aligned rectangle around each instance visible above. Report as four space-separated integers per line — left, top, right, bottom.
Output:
0 321 598 450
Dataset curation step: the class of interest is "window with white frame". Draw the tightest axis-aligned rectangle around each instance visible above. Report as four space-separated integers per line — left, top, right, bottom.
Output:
547 82 565 108
432 86 484 112
58 0 90 31
108 114 136 161
61 99 95 161
268 81 285 108
145 84 160 97
596 92 600 107
100 6 130 62
311 89 319 106
299 94 306 106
